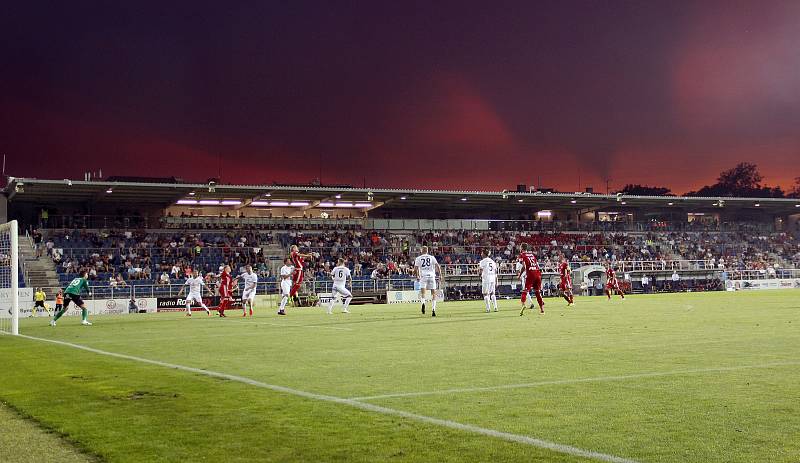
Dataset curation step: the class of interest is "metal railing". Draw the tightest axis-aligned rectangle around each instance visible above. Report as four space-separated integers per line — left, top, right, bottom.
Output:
440 260 724 276
31 276 418 301
725 269 800 280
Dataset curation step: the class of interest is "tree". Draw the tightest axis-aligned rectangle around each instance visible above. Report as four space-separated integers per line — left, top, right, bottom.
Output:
717 162 763 193
618 184 673 196
789 177 800 198
686 162 785 198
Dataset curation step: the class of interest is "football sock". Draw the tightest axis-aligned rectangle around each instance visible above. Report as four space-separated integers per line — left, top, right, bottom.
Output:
484 295 491 312
343 297 352 309
81 308 88 322
53 307 66 321
279 295 288 311
491 294 498 310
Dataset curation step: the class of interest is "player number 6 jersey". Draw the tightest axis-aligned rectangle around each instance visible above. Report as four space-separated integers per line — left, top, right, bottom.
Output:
332 266 351 286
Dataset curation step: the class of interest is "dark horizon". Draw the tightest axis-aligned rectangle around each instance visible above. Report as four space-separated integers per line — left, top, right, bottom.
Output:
2 1 799 194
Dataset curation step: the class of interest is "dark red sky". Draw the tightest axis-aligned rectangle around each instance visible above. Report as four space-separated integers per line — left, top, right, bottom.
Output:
2 1 799 194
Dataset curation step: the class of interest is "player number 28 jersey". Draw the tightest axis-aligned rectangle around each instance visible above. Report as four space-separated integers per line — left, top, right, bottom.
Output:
414 254 438 277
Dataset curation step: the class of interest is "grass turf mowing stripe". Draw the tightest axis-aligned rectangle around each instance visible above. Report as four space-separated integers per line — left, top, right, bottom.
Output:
350 360 800 400
15 333 639 463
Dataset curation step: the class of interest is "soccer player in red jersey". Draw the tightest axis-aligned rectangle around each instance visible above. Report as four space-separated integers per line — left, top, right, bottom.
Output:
289 245 313 306
605 263 625 300
558 256 575 306
517 243 545 316
217 265 234 317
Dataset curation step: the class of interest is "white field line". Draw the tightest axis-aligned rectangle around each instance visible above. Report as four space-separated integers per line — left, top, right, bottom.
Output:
350 361 800 401
13 333 638 463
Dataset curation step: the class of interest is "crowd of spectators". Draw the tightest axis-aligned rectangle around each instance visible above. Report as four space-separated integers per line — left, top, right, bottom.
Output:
45 229 277 287
35 225 798 291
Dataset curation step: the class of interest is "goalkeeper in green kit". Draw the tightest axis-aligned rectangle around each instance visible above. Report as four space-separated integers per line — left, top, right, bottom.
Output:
50 270 93 326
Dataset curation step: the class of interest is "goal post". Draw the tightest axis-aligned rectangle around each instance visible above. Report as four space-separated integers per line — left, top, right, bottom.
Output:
0 220 19 335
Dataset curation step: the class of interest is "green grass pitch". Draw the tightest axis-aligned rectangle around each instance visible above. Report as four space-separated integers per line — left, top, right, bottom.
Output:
1 290 798 462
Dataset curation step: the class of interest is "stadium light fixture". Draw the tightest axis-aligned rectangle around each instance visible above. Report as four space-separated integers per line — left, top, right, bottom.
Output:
754 203 760 207
335 194 342 199
264 193 271 197
536 210 552 217
570 200 577 204
667 202 674 206
105 188 113 194
177 199 198 205
220 200 242 206
517 199 523 203
334 202 354 207
354 203 372 208
250 201 270 207
621 201 627 205
188 191 195 196
199 200 220 205
269 201 289 207
318 202 335 207
290 201 310 207
400 196 407 200
796 204 800 207
460 197 467 201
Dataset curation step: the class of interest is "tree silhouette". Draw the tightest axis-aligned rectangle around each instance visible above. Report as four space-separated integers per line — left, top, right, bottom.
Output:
686 163 784 198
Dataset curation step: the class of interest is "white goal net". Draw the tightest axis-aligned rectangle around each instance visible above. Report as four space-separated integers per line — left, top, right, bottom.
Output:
0 220 19 335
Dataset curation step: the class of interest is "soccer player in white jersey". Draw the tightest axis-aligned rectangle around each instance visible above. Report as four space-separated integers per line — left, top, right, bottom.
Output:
515 260 526 291
177 269 211 316
414 245 441 317
478 249 498 312
277 258 294 315
236 264 258 317
327 258 353 314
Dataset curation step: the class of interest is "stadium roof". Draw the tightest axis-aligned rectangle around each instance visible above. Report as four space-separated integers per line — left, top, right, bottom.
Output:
4 177 800 214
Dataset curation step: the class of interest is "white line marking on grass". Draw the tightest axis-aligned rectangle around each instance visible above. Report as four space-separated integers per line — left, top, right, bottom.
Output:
14 334 637 463
351 361 800 401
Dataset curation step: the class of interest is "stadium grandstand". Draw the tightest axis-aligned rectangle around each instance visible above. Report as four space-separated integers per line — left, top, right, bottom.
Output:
3 176 799 307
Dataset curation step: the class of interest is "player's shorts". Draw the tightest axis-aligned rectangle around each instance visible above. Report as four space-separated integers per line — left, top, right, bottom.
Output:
293 271 304 284
34 300 45 308
559 279 572 291
281 279 292 296
523 270 542 293
242 287 256 301
331 284 352 299
186 293 204 305
418 275 437 291
606 279 618 290
64 294 83 307
481 280 496 294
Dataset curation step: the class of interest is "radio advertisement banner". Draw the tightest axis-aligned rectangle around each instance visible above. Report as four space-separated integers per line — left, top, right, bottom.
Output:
156 296 243 312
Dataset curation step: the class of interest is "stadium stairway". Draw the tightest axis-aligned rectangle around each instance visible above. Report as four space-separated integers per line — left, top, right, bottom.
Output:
262 243 287 275
19 240 61 290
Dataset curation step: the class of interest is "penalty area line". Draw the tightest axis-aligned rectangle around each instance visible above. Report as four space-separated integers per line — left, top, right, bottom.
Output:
351 360 800 401
14 333 638 463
